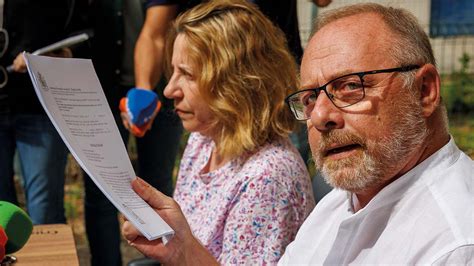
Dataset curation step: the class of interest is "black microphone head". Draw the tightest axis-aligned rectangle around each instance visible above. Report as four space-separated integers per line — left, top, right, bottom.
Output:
0 201 33 254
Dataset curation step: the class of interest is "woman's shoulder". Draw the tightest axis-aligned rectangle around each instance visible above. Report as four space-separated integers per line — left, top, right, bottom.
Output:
184 132 213 153
240 137 309 182
250 137 305 165
234 137 314 208
187 132 210 143
180 132 213 165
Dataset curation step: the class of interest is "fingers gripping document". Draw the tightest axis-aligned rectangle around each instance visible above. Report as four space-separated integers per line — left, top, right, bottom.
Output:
23 53 173 240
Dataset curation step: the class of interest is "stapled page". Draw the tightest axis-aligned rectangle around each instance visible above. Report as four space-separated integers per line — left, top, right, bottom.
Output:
23 53 173 240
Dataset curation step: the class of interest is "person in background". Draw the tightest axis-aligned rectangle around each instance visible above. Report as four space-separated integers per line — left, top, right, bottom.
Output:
122 3 473 265
129 0 315 264
82 0 183 265
0 0 76 225
129 0 329 165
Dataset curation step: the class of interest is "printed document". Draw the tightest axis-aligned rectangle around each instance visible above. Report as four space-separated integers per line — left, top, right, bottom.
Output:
23 53 173 240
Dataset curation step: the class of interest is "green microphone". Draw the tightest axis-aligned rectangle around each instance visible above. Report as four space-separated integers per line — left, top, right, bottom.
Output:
0 201 33 254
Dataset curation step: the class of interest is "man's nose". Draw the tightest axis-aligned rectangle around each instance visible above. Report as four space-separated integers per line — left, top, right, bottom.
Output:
309 90 344 132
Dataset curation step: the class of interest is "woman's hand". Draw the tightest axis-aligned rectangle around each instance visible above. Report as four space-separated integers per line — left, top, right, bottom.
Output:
122 177 219 265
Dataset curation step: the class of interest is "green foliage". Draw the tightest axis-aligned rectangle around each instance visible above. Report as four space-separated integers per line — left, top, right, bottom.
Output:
441 53 474 114
64 185 82 219
449 114 474 157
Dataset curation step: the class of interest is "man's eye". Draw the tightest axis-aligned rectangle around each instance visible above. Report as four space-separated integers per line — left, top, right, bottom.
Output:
346 82 363 90
332 79 363 91
301 92 317 106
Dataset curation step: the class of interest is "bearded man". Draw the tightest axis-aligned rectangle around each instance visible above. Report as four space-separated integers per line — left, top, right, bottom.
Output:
280 3 473 264
121 3 473 265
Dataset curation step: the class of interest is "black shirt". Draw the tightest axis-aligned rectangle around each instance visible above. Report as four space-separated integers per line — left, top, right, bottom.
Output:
0 0 76 114
145 0 303 62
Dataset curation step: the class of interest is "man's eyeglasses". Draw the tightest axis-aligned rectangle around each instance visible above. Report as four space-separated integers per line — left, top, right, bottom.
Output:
285 65 420 121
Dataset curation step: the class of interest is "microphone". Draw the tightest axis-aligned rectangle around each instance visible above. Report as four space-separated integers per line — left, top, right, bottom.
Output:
120 88 161 137
0 201 33 256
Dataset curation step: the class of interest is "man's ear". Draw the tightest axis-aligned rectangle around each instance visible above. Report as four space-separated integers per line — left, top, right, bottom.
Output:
416 64 441 117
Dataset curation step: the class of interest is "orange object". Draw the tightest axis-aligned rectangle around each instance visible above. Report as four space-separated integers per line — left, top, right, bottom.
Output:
119 98 161 138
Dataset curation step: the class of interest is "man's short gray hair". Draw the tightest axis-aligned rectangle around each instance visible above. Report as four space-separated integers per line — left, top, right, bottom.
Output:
313 3 436 88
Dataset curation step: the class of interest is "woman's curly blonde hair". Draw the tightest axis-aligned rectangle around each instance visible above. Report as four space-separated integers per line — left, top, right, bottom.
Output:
164 0 298 158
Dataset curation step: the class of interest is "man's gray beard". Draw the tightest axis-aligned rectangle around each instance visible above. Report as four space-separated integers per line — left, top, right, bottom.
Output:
315 91 429 192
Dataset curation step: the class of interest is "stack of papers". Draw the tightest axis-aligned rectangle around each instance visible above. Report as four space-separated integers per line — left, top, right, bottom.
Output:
24 53 173 240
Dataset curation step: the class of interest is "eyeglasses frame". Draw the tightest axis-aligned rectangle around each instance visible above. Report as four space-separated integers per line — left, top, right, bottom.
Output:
285 65 421 121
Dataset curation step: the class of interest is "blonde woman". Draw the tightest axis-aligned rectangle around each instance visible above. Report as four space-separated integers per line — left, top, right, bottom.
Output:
124 0 314 264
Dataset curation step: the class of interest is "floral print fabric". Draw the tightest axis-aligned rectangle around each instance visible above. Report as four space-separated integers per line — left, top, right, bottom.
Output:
174 133 315 265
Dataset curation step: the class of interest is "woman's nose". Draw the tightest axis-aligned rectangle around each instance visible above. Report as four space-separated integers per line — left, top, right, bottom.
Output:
163 74 181 99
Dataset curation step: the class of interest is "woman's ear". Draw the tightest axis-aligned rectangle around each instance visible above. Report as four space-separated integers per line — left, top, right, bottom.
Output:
416 64 441 118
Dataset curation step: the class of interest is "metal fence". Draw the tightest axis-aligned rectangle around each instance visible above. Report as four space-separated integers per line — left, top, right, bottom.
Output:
297 0 474 74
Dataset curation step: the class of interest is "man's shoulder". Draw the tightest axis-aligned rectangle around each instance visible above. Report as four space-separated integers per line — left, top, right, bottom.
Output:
383 148 473 263
418 142 473 232
422 151 474 241
411 140 472 230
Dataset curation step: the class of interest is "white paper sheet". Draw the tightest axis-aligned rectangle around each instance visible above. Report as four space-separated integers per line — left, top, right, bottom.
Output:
23 53 173 240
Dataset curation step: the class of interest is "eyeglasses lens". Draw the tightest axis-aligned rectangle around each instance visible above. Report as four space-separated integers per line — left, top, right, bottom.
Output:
288 74 365 120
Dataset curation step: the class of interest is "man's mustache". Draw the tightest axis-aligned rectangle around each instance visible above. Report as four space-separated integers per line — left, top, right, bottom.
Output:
318 130 366 156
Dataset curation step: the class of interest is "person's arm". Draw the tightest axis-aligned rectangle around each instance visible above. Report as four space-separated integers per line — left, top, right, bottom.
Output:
134 5 178 90
122 178 219 266
120 4 178 134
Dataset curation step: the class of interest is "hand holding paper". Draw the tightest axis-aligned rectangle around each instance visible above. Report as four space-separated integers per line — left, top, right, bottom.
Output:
122 178 218 265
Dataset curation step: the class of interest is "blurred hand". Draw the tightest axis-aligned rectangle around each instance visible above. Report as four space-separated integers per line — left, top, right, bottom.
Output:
12 53 27 73
122 178 218 265
11 48 73 73
119 98 159 137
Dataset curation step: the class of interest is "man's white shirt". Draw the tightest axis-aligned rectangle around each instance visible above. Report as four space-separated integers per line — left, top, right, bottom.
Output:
279 137 474 265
